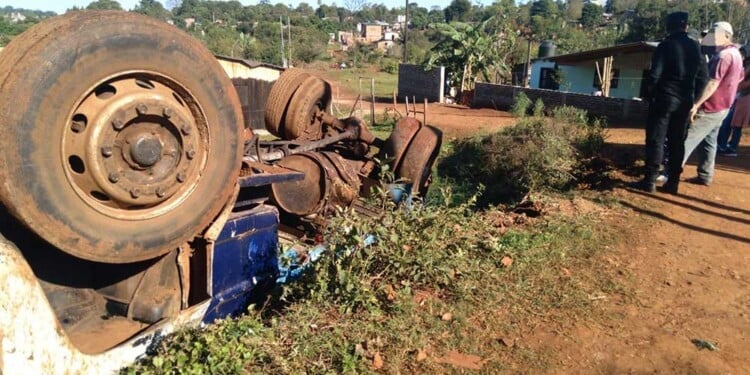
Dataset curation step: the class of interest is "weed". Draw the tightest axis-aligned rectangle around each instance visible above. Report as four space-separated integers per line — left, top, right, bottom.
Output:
123 188 625 374
510 92 532 118
532 98 545 117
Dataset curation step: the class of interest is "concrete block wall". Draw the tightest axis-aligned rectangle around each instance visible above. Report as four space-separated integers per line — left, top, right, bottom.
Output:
473 82 649 124
397 64 444 103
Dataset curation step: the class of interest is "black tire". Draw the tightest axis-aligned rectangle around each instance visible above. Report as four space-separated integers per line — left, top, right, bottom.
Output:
0 11 243 263
284 76 332 140
263 68 310 137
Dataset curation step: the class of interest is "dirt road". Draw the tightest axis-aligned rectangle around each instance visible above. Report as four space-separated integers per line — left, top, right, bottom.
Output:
523 128 750 374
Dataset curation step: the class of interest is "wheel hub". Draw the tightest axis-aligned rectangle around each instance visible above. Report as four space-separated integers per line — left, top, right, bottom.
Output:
129 134 163 168
62 75 208 219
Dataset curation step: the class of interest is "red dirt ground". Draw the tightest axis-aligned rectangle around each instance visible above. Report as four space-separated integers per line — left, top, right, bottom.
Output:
375 103 750 374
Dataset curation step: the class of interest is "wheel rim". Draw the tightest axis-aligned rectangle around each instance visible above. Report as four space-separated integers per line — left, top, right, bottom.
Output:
61 72 209 220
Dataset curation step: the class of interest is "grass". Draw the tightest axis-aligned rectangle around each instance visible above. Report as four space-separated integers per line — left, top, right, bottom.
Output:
319 68 399 101
123 189 627 374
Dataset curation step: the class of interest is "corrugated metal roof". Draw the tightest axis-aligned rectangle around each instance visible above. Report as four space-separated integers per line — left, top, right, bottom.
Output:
536 42 659 64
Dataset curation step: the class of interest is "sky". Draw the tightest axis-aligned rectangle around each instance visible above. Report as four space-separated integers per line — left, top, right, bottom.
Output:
2 0 531 14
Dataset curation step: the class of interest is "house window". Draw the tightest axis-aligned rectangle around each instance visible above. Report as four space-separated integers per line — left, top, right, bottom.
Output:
539 67 559 90
593 68 620 89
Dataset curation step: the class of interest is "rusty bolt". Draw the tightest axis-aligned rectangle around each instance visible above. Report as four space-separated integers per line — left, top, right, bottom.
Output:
136 104 148 115
112 119 125 130
108 173 120 183
176 172 186 183
156 187 166 198
130 189 141 199
186 149 196 160
101 146 113 158
71 121 85 133
180 125 191 136
163 107 173 118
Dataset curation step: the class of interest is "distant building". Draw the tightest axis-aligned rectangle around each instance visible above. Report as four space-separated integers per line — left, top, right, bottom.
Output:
383 31 400 41
529 42 658 100
184 17 196 29
362 24 385 42
376 39 395 51
9 12 26 23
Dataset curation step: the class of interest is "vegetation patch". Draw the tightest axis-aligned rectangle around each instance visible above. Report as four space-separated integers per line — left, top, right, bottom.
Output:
437 104 606 206
124 183 625 374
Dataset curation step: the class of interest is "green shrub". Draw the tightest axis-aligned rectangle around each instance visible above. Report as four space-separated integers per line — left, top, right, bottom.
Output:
551 106 607 157
533 98 545 117
437 107 606 205
379 58 398 74
511 91 532 118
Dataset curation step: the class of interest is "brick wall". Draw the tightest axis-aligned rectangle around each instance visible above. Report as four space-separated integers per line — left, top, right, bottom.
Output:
473 83 650 124
397 64 444 103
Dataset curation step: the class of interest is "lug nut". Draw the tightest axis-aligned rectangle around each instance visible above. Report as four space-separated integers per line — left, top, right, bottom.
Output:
163 107 173 118
136 104 148 115
71 121 85 133
108 173 120 183
112 119 125 130
180 125 191 136
101 146 113 157
186 149 196 160
176 172 186 183
130 189 141 199
156 187 166 198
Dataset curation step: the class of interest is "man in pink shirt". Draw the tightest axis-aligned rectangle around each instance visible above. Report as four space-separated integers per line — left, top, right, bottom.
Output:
681 21 744 189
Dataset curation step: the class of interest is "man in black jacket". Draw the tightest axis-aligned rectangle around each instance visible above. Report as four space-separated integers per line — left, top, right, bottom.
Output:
632 11 709 193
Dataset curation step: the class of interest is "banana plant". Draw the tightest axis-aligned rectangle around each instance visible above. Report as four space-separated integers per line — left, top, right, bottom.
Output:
425 16 517 91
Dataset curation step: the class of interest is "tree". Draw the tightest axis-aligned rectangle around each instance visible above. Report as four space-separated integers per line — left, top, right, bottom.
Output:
426 17 518 89
530 0 557 18
581 3 603 29
133 0 170 20
344 0 367 13
565 0 583 20
444 0 472 23
86 0 123 10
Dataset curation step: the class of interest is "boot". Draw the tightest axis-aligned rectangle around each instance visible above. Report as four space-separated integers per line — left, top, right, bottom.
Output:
658 173 680 194
628 177 656 193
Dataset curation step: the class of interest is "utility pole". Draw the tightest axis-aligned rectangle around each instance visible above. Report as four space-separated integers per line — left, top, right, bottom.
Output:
280 16 287 68
403 0 408 63
287 16 293 67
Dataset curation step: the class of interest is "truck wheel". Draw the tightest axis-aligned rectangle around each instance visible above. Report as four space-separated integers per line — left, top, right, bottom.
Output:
284 76 332 141
263 68 310 137
0 11 243 263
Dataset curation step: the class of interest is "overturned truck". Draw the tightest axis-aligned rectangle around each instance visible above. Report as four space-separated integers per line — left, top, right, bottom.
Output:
0 11 441 374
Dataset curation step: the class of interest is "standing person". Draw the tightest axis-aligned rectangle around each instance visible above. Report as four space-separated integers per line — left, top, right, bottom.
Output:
717 55 750 156
683 21 744 186
632 12 708 193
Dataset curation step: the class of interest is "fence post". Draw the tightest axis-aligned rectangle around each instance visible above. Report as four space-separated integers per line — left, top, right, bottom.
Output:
370 78 376 126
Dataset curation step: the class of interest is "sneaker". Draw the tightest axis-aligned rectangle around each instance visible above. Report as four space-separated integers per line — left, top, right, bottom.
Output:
685 176 711 186
718 150 737 157
656 174 668 183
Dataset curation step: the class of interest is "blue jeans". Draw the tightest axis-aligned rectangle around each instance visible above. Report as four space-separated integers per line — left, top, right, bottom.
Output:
717 105 742 152
683 109 728 183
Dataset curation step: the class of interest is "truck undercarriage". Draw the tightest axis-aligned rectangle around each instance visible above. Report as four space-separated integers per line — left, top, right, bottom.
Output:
0 11 440 373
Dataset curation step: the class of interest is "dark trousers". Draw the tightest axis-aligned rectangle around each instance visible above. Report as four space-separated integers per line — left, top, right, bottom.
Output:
645 96 691 181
